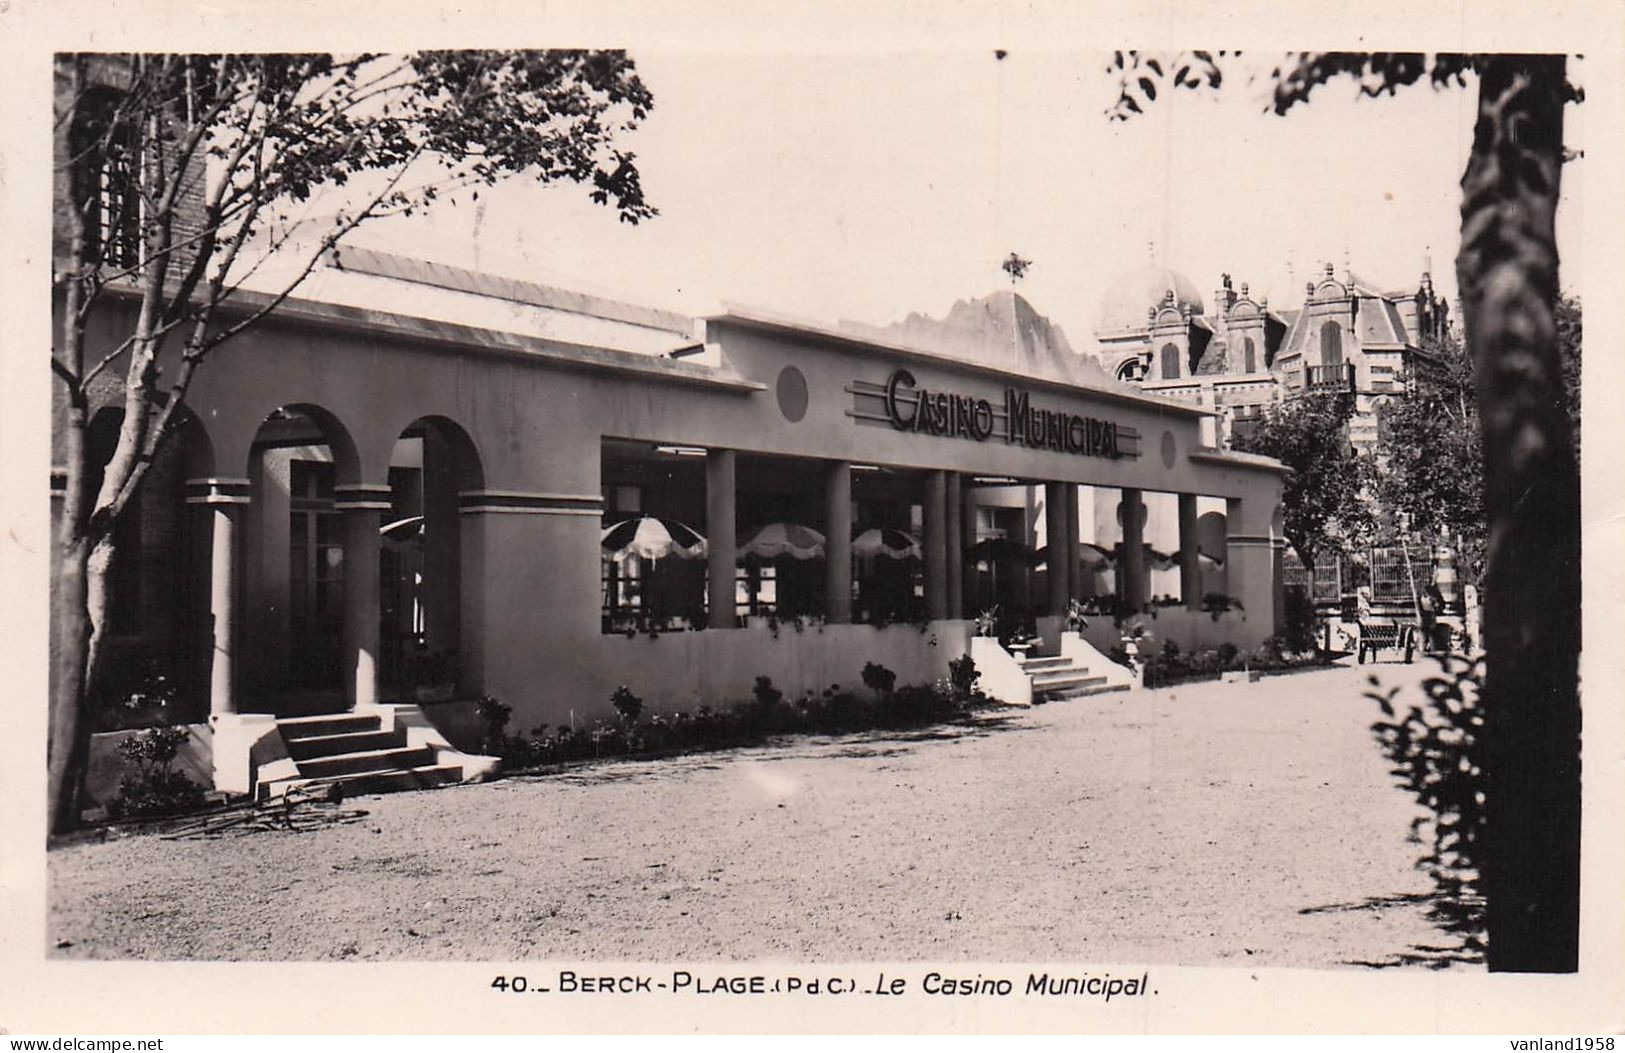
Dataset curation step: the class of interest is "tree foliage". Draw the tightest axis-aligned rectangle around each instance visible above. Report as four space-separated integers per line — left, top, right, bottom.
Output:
1108 50 1581 123
1376 295 1580 586
1230 393 1375 570
1375 331 1487 574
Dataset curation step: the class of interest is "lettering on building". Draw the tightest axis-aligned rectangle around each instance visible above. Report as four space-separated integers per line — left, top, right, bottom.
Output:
860 368 1133 459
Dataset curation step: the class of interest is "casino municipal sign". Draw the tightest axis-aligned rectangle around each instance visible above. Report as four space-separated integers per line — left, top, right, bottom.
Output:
850 368 1138 460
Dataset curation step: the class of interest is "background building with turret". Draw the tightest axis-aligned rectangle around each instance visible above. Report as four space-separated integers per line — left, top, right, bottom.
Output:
1091 260 1452 451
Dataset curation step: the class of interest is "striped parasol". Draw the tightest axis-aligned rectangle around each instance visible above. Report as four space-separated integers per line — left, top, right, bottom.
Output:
600 516 708 562
852 527 921 560
739 522 826 560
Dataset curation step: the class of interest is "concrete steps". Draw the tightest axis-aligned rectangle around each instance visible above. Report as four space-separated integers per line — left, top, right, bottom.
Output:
260 711 474 800
1022 654 1125 702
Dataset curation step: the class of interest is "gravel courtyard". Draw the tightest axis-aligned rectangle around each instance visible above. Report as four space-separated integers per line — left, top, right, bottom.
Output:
48 662 1477 968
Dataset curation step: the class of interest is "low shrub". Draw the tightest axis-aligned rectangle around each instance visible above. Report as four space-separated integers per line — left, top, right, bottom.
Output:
611 685 644 724
947 653 979 700
1140 640 1332 688
106 726 206 820
488 663 992 775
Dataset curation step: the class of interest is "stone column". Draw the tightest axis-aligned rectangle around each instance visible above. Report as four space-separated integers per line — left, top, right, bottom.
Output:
337 484 391 710
187 478 251 717
824 460 852 623
1062 483 1080 604
1121 488 1146 612
945 472 964 618
1178 492 1201 610
923 469 948 620
961 480 980 614
1045 482 1069 616
706 448 737 629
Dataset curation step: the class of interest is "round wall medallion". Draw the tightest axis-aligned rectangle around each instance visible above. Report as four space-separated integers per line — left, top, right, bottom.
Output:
1160 430 1177 469
776 365 809 422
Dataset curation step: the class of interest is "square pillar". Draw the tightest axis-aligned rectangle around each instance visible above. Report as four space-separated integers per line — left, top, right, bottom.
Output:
1178 492 1202 610
1121 487 1146 612
1045 482 1069 616
337 484 391 710
824 460 852 624
945 472 964 618
706 449 737 629
923 469 948 620
1226 495 1282 642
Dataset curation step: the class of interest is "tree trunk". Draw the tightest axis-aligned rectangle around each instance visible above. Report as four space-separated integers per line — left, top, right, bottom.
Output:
1456 54 1580 973
48 533 93 836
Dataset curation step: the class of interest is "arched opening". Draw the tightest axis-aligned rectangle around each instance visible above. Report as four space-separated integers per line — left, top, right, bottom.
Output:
383 416 485 701
1160 342 1180 380
1320 321 1344 368
1196 508 1229 600
244 404 361 711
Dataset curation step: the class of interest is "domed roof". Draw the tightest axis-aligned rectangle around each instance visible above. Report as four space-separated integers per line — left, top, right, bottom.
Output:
1096 265 1206 334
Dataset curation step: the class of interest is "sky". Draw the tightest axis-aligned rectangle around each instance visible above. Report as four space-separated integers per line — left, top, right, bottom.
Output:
345 49 1585 348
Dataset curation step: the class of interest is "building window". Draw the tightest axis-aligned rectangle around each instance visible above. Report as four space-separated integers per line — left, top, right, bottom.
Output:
70 88 143 270
1320 321 1344 368
1160 343 1180 380
1243 336 1256 374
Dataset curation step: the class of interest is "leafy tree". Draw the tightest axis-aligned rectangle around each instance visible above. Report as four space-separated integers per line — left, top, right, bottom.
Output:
1109 51 1581 972
1375 295 1580 587
1231 392 1375 572
1375 330 1487 579
50 52 656 834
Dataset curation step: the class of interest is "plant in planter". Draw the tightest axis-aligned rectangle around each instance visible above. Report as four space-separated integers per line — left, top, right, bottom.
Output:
1119 619 1152 674
1201 592 1243 621
973 606 1000 638
1064 598 1090 634
861 661 897 701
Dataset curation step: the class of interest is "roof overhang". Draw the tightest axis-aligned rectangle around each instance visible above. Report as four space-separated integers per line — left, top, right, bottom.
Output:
95 280 764 395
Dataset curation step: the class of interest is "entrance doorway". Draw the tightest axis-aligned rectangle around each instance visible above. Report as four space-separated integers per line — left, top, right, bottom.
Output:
288 459 344 689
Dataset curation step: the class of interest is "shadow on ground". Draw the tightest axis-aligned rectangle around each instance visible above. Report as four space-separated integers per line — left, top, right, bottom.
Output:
1299 891 1486 969
506 710 1035 786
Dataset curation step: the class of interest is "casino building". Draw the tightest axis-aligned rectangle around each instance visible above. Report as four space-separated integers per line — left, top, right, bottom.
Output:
56 247 1288 800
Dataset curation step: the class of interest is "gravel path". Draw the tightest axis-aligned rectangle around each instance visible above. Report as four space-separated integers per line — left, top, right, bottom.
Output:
48 662 1475 968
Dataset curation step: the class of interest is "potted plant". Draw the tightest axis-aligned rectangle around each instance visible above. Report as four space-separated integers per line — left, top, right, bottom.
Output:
1120 619 1151 673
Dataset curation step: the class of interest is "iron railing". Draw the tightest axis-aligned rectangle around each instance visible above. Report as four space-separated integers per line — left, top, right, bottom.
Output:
1304 363 1356 391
